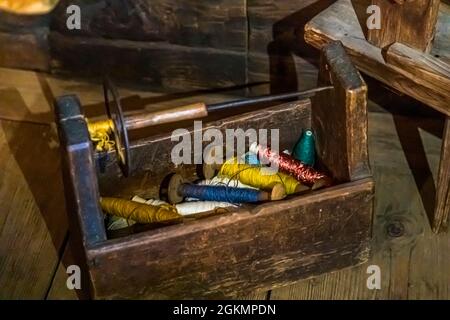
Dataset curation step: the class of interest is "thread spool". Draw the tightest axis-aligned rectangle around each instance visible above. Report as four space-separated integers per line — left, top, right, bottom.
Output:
203 158 308 195
293 129 316 166
185 176 255 201
198 176 256 189
87 119 115 152
100 197 182 224
166 174 285 204
133 196 237 216
242 152 260 165
250 143 332 189
107 215 136 231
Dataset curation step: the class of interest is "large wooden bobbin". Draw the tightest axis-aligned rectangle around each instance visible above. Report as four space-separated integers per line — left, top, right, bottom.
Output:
166 174 286 205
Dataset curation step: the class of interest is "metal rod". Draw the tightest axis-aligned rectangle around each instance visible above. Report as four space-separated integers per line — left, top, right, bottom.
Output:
206 86 334 112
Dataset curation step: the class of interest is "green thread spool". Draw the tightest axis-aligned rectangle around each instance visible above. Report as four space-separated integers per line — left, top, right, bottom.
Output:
293 129 316 166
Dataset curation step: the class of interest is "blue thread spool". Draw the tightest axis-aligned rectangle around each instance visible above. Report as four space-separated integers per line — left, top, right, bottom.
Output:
293 129 316 166
167 174 284 204
243 152 260 165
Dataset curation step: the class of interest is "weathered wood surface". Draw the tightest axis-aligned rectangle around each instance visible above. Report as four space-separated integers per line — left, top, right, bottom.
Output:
52 0 247 51
351 0 440 52
0 11 50 71
434 117 450 232
385 43 450 102
305 0 450 115
0 119 67 299
49 32 247 91
351 0 403 49
0 0 329 91
87 179 373 299
0 67 448 299
312 41 369 182
246 0 334 94
271 111 449 299
54 42 375 299
0 29 49 71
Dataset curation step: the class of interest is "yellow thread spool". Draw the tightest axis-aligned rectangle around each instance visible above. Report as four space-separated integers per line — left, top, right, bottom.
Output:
218 158 308 195
86 119 115 152
100 197 182 224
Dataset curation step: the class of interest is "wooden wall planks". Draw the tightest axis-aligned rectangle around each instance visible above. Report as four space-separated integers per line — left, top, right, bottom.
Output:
0 0 333 91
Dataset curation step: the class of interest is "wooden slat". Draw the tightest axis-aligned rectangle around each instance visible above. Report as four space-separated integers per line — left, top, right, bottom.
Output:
351 0 403 49
0 29 49 72
385 42 450 100
312 41 370 182
433 117 450 232
51 0 247 51
0 120 67 299
46 240 85 300
304 0 450 115
399 0 441 52
49 32 247 91
351 0 440 52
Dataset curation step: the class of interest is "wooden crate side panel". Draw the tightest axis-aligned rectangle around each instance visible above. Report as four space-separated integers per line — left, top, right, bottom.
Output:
55 95 106 246
312 41 370 182
87 179 374 299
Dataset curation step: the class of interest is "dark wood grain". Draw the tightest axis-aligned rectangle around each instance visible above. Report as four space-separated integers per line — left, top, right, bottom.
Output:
352 0 440 52
87 179 373 299
312 41 370 182
0 120 67 299
351 0 403 49
0 29 49 71
51 0 247 51
49 32 246 91
433 117 450 232
304 0 450 115
385 42 450 101
55 95 106 246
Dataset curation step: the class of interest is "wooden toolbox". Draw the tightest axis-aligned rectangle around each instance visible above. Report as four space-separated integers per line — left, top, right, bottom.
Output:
55 41 374 299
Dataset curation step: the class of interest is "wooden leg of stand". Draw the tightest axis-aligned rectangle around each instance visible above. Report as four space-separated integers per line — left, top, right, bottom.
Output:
433 117 450 233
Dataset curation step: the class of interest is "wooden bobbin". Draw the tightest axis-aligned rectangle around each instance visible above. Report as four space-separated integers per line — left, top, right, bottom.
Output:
249 142 332 191
167 173 285 205
202 148 307 195
168 174 186 205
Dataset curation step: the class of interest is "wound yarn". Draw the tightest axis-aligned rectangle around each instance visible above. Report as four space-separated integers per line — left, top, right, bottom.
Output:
250 143 331 187
132 196 237 216
218 157 306 194
87 119 115 152
179 184 263 203
293 129 316 166
100 197 181 224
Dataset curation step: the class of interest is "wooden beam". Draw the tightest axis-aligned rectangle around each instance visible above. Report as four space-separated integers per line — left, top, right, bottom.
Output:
351 0 440 52
304 0 450 115
433 117 450 233
385 42 450 101
312 41 370 182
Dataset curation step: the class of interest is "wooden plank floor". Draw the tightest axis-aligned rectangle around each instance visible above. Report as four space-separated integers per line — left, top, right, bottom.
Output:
0 68 448 300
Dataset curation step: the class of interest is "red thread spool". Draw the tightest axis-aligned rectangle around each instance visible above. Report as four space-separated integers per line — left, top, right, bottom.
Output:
250 143 332 189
